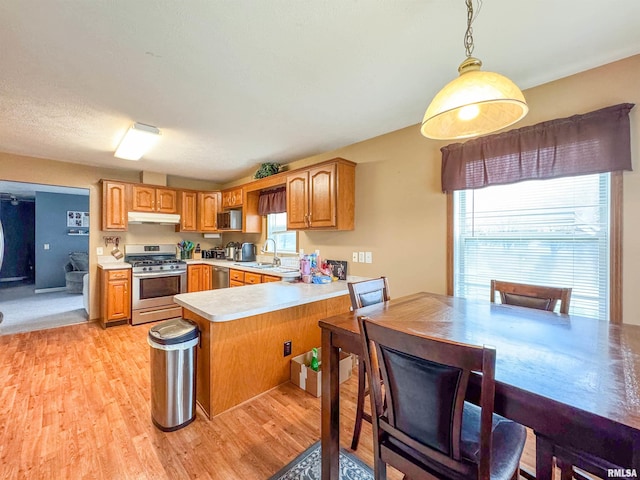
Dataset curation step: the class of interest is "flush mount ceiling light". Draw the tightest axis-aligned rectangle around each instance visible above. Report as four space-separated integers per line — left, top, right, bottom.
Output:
421 0 528 140
114 122 161 160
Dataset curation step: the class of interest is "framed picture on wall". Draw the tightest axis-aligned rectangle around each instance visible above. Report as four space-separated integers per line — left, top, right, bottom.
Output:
326 260 348 280
67 211 89 228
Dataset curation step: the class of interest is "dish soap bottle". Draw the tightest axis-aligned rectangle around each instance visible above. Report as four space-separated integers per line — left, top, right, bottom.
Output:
310 347 319 372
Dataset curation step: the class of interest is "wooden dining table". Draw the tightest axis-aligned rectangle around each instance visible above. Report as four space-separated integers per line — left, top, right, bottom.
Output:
318 292 640 480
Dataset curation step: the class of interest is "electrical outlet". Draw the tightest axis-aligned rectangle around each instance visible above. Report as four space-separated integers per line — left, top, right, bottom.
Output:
96 247 104 256
365 252 372 263
284 340 292 357
44 243 50 250
358 251 365 262
352 251 358 262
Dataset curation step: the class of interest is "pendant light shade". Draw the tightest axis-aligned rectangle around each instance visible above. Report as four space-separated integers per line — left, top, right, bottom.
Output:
421 1 528 140
421 57 528 140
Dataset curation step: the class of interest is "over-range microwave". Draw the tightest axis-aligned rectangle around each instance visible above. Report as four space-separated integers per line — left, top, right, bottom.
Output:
217 210 242 230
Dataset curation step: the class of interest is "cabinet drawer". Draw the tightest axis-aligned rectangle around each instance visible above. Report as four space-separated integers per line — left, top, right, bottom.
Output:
108 270 129 280
244 272 262 285
262 274 281 283
229 269 245 282
229 280 245 287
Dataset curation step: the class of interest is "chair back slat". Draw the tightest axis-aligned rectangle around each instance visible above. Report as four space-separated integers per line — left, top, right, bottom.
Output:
348 277 390 310
490 279 572 315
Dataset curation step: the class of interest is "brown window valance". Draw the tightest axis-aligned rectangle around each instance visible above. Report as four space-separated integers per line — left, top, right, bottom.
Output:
258 186 286 216
441 103 634 193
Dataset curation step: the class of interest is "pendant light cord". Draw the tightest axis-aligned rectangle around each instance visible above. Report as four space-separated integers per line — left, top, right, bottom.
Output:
463 0 482 58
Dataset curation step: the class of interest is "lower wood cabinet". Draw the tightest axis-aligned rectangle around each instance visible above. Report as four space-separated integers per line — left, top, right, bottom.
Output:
188 264 212 292
262 274 281 283
100 267 131 328
229 268 281 286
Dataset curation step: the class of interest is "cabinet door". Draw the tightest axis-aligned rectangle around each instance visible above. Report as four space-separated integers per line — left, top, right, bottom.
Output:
102 181 128 231
222 187 243 209
202 265 212 290
286 172 309 229
156 188 178 213
188 265 202 292
179 191 197 232
222 190 233 209
198 192 220 231
131 185 156 212
105 270 131 322
229 280 244 287
308 163 336 228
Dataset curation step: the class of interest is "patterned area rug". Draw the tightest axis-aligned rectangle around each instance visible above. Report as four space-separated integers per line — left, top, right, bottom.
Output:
269 441 374 480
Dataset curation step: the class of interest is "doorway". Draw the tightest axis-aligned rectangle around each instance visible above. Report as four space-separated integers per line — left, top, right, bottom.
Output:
0 180 90 335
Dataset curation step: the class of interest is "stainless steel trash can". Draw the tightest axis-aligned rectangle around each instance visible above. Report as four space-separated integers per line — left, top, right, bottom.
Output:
148 318 199 431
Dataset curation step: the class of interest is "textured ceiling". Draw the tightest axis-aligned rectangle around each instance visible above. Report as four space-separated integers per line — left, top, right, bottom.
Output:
1 1 639 183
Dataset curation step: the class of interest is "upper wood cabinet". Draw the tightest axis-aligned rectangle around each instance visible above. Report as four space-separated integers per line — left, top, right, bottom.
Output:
177 191 198 232
198 191 221 232
286 159 355 230
131 185 178 213
221 187 243 209
102 181 128 231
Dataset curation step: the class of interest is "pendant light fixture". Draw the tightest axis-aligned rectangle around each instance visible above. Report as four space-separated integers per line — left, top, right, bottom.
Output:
421 0 528 140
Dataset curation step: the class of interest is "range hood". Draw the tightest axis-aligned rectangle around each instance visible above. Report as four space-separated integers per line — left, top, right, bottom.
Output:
128 211 181 225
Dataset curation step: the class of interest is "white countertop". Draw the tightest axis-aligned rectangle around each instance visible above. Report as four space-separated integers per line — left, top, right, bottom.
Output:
97 261 131 270
184 258 300 279
174 275 368 322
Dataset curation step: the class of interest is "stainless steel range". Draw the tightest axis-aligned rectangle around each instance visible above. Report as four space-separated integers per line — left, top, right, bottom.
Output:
125 244 187 325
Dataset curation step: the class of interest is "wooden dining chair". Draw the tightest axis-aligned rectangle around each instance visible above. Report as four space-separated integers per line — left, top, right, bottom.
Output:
490 280 572 314
347 276 390 450
491 280 585 479
358 316 526 480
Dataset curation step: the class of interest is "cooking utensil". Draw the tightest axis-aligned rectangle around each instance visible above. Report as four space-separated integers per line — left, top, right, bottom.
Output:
111 237 123 259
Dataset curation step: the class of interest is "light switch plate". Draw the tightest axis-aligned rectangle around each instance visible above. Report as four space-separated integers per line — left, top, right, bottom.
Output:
44 243 50 250
96 247 104 256
352 252 358 262
365 252 372 263
358 252 365 262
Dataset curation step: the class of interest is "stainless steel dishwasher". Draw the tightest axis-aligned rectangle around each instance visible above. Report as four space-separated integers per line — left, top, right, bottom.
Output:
212 266 230 289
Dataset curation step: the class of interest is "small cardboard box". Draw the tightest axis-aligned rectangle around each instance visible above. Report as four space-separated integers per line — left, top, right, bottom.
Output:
290 347 352 397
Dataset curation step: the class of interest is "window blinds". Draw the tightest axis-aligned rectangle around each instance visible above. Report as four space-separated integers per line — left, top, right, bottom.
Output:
453 173 609 320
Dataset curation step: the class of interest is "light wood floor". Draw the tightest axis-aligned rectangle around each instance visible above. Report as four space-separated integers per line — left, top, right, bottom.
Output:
0 321 543 479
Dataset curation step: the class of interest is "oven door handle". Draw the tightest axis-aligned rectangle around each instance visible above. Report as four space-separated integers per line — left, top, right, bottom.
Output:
132 271 186 279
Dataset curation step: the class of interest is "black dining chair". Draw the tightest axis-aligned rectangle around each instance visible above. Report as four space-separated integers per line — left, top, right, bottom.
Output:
347 276 390 450
359 316 526 480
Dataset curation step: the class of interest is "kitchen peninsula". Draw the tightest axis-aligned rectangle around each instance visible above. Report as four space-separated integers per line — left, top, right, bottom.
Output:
173 279 363 417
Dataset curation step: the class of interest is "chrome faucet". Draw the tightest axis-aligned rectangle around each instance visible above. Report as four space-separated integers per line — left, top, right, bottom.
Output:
261 238 281 266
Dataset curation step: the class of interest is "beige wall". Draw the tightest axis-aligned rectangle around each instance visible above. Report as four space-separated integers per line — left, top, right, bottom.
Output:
1 54 639 324
234 54 640 324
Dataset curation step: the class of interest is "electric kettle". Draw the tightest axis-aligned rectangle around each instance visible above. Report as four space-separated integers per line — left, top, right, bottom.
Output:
234 243 257 262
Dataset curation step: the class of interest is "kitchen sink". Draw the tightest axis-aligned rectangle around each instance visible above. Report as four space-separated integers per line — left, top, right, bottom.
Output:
234 262 299 273
235 262 275 269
